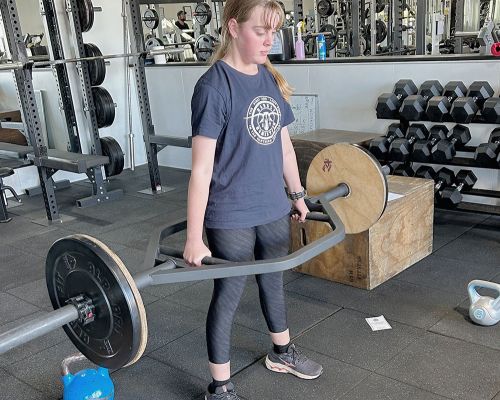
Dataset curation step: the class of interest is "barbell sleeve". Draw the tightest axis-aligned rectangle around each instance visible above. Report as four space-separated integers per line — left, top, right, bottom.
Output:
0 62 23 71
0 305 78 355
454 31 480 37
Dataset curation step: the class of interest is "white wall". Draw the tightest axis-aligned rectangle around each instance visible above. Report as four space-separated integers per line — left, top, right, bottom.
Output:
17 0 47 46
143 59 500 206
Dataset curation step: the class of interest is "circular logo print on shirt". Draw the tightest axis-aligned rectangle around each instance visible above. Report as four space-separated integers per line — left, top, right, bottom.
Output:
245 96 281 145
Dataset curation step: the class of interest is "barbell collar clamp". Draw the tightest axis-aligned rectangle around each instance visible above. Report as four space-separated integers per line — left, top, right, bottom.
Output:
66 295 95 325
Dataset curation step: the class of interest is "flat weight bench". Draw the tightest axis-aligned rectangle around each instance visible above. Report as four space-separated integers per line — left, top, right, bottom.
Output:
0 167 21 223
0 143 110 174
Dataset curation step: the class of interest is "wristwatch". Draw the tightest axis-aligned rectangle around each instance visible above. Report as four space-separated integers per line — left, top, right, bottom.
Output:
286 187 307 201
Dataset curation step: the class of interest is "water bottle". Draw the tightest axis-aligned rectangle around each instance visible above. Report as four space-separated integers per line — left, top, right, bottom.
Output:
295 21 305 60
317 33 326 60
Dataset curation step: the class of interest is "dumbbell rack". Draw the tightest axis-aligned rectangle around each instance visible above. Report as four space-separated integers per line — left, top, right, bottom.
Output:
64 0 123 207
375 83 500 216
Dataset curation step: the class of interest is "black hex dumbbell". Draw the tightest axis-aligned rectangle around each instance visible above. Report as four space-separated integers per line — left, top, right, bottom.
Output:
431 124 471 163
425 81 468 122
382 161 414 177
393 163 414 177
376 80 418 119
474 128 500 167
389 123 429 162
450 81 494 123
412 125 449 162
368 123 406 161
399 80 443 121
482 96 500 124
439 170 477 208
415 166 455 198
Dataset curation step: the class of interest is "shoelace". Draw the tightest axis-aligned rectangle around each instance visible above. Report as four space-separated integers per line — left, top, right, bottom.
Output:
219 390 238 400
289 345 308 365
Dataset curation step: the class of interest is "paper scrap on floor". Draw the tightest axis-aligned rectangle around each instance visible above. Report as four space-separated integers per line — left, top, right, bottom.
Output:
388 192 404 202
366 315 392 331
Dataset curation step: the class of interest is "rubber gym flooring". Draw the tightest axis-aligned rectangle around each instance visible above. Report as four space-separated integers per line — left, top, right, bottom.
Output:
0 165 499 400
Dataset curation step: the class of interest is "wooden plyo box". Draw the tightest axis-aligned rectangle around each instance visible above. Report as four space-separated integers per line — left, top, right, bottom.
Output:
291 175 435 290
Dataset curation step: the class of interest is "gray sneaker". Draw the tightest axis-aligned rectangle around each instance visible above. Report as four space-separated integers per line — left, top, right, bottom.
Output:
265 344 323 380
205 382 240 400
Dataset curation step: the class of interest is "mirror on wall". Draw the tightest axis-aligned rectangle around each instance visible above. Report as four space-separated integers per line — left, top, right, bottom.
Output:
141 0 499 62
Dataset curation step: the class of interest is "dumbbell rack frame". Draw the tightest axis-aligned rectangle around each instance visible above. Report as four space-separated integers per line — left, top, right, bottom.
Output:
378 108 500 215
64 0 123 207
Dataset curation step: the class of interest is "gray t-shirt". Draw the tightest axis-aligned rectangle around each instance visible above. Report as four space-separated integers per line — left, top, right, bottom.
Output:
191 60 295 229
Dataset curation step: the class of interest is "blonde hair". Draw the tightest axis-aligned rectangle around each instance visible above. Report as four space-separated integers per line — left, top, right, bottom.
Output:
211 0 293 101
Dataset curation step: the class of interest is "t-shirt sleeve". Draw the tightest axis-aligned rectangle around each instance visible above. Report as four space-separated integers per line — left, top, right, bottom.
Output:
191 82 227 140
281 99 295 128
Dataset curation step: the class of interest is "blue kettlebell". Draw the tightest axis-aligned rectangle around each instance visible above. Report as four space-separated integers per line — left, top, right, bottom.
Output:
61 354 114 400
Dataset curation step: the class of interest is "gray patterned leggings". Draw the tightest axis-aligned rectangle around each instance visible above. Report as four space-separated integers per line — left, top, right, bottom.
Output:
205 215 290 364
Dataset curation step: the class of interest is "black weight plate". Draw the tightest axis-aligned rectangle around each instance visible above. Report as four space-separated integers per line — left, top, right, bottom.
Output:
92 87 115 128
317 0 334 17
365 19 387 43
376 0 387 13
319 24 338 51
194 2 212 26
143 9 159 30
84 43 106 86
78 0 94 32
87 0 94 31
145 37 164 51
195 34 214 62
100 136 124 177
375 19 387 43
339 1 347 16
46 234 147 369
104 90 115 127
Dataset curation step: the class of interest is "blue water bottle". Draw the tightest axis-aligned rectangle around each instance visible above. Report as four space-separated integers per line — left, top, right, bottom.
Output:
317 33 326 60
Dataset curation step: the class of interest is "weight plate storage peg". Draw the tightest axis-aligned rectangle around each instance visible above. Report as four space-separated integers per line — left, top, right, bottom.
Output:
143 9 159 30
46 235 148 369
